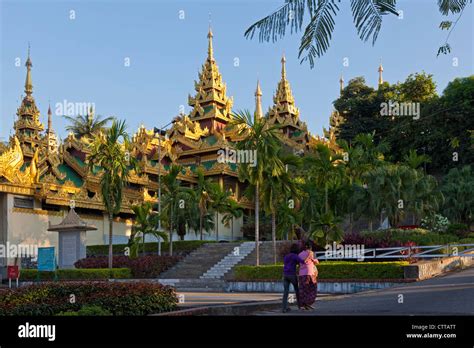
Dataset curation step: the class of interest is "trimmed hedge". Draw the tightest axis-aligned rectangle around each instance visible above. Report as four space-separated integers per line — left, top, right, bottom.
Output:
234 261 409 281
74 255 181 278
0 281 178 316
87 240 215 257
20 268 131 281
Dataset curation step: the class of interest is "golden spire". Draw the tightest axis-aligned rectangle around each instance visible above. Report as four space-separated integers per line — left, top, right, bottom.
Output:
188 26 233 122
339 74 344 95
255 80 263 119
47 103 52 131
378 59 384 86
281 54 287 80
207 26 214 62
25 44 33 97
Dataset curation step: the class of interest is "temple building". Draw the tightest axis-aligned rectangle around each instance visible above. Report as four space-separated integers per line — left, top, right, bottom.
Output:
0 28 325 264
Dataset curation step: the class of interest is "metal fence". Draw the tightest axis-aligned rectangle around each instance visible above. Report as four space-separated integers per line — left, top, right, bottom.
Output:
314 244 474 260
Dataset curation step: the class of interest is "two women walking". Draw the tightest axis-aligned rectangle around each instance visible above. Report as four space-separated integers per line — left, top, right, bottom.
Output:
282 241 319 313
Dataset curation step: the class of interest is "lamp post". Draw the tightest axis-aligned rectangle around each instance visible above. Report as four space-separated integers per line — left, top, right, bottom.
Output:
154 121 173 255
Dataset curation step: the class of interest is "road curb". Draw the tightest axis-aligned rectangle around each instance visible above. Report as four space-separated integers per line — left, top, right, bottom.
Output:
153 300 283 316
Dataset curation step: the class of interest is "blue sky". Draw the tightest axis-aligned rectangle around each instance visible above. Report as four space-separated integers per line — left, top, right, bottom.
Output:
1 0 472 141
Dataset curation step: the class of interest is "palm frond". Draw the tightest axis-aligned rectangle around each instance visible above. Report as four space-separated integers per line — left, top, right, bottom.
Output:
350 0 398 45
438 0 470 15
298 0 340 68
244 0 315 43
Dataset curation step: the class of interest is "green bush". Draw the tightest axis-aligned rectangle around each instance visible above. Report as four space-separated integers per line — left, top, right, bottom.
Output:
0 281 178 316
87 240 215 257
457 238 474 252
446 223 470 238
20 268 131 281
234 261 409 281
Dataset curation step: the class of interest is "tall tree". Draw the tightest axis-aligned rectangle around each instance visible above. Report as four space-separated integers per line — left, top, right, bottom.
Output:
160 165 194 254
88 119 131 269
261 152 301 263
194 168 218 240
441 165 473 225
231 110 285 265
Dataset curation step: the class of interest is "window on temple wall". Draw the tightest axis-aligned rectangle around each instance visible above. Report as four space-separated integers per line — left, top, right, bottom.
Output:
13 197 34 209
41 202 61 212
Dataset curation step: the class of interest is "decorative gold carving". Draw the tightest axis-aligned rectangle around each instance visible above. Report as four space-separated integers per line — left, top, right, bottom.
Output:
12 207 63 216
0 137 24 183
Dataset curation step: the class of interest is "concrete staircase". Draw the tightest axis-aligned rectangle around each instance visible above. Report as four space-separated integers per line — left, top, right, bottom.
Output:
200 242 255 279
159 242 241 279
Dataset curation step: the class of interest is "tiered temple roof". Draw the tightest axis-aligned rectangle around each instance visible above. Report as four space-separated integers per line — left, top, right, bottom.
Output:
0 30 330 213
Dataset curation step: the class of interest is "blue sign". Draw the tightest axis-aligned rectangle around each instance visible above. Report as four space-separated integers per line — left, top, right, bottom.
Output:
37 247 56 272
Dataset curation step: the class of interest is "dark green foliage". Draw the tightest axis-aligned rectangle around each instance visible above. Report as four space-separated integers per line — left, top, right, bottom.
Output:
20 268 131 281
234 261 409 281
446 223 470 238
57 304 112 316
75 255 181 278
87 240 215 257
0 282 177 316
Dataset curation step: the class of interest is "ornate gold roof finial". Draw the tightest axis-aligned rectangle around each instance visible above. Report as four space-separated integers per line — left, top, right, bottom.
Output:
47 102 52 131
25 43 33 97
207 19 214 62
281 54 287 80
255 80 263 120
339 73 344 95
378 58 384 87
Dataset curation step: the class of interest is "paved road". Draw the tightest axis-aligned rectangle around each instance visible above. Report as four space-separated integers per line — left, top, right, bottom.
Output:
254 267 474 315
176 292 282 307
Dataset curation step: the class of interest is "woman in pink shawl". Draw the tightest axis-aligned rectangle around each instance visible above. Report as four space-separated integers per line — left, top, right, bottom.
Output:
298 241 319 310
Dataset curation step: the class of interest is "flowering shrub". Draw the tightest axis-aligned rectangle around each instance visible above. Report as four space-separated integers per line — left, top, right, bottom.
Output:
74 255 181 278
0 281 178 316
421 214 450 233
344 228 459 248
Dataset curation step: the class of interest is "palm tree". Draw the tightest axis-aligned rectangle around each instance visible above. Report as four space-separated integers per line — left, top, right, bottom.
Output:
160 165 194 255
261 151 302 263
441 165 473 225
403 149 431 170
305 143 344 215
194 168 218 240
353 132 389 168
231 109 285 265
221 197 243 242
211 187 234 242
130 202 168 257
88 119 131 269
64 108 114 139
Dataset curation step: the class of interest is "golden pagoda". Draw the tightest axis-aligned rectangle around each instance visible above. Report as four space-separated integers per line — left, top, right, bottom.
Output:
0 29 328 252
